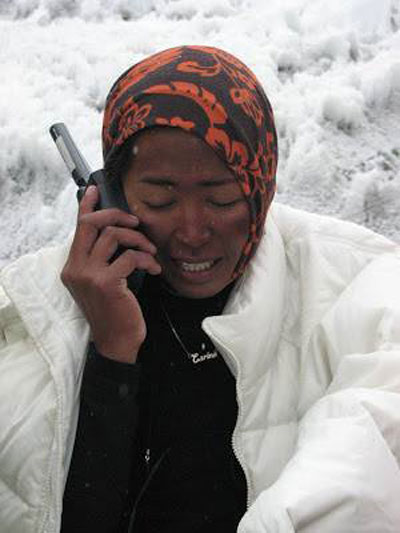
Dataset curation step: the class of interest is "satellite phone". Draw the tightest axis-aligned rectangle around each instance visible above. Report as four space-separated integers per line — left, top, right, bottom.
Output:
49 122 145 295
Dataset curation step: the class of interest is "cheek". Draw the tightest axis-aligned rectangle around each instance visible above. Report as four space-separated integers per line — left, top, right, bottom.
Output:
222 209 250 254
136 212 173 249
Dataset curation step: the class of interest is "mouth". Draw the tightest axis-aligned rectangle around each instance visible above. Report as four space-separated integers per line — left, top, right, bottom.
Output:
161 256 226 295
180 259 217 272
170 258 221 278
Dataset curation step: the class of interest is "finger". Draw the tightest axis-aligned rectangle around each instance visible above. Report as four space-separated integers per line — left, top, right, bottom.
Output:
79 208 139 230
108 249 162 278
71 204 139 261
90 227 157 264
79 185 99 216
67 186 101 261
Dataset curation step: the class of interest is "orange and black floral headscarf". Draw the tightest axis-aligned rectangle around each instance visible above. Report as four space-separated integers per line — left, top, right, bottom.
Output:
102 45 278 277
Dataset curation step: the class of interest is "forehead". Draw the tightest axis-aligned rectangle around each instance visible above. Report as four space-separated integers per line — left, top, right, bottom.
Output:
128 127 234 181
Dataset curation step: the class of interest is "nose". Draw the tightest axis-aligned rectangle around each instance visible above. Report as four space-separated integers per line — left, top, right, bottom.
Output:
174 203 212 249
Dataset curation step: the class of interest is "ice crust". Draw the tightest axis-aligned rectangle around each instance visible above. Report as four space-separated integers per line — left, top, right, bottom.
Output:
0 0 399 265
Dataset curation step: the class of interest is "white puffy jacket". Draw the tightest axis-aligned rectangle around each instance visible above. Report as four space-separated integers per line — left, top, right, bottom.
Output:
1 203 400 533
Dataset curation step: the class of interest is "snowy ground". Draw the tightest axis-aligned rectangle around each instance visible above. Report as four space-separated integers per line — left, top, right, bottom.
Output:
1 0 399 266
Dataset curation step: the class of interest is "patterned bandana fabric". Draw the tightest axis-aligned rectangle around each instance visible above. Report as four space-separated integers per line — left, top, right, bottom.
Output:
102 45 278 277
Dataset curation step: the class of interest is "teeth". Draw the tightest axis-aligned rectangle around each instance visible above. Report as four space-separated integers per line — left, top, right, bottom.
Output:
181 260 215 272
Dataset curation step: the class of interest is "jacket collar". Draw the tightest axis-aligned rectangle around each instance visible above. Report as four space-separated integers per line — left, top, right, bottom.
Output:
203 209 287 383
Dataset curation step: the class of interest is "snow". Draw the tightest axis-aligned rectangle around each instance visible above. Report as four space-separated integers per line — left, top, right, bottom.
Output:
0 0 399 266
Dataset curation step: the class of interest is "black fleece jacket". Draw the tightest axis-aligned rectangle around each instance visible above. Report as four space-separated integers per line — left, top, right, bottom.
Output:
61 277 247 532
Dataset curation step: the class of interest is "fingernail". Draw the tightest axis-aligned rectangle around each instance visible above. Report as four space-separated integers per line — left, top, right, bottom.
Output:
87 185 96 194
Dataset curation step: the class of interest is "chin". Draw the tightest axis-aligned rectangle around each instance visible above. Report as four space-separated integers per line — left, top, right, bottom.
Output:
170 285 222 299
163 277 229 299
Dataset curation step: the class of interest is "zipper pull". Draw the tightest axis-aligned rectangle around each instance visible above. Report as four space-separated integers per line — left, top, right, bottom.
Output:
144 448 151 467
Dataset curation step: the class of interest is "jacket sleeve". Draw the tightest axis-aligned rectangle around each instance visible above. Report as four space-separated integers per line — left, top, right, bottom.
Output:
61 343 141 532
238 252 400 533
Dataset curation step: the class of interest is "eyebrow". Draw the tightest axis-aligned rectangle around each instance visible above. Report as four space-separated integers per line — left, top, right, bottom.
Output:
139 176 236 187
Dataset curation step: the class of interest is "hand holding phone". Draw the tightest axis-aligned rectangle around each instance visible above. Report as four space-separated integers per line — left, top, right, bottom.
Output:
50 122 145 295
61 186 161 363
50 123 161 363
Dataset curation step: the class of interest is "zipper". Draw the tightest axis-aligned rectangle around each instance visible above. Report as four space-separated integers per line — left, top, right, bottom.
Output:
143 365 161 476
127 447 170 533
39 359 70 533
228 351 253 509
128 330 163 530
144 447 151 472
202 320 253 510
231 401 252 510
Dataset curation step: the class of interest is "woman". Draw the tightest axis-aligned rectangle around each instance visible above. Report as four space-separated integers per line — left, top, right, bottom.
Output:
1 46 400 533
61 45 276 532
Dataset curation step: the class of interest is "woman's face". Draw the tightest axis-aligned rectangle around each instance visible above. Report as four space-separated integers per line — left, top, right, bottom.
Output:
122 128 250 298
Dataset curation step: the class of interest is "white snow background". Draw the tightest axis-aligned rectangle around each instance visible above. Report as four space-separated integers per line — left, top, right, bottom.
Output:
1 0 399 266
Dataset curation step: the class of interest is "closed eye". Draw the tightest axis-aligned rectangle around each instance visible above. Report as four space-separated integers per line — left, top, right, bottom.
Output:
208 198 244 208
143 200 176 209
